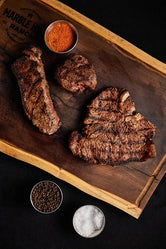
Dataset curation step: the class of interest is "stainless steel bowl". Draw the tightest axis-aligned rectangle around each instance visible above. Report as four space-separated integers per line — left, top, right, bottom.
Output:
73 205 105 238
30 180 63 214
44 20 78 54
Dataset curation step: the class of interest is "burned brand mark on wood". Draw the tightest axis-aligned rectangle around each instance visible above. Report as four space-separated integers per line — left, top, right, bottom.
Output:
2 7 41 43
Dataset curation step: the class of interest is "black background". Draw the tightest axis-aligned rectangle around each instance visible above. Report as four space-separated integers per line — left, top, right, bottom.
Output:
0 1 166 248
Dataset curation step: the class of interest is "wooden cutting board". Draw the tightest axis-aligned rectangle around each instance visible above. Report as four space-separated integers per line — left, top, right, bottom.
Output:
0 0 165 218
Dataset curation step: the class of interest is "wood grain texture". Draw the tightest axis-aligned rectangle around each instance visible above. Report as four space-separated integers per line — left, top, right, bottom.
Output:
40 0 166 75
0 139 142 218
0 0 165 218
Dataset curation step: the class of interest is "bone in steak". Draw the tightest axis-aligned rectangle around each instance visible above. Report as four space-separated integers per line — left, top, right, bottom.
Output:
55 54 97 93
69 87 156 165
12 46 61 135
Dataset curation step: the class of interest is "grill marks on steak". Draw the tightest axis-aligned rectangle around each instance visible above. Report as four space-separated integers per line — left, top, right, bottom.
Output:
69 87 156 165
55 54 97 93
12 46 61 135
70 132 155 164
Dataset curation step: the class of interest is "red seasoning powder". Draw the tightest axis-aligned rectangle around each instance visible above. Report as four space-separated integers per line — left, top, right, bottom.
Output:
47 22 75 52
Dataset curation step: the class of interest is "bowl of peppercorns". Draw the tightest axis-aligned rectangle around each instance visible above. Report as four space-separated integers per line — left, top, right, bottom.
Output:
30 180 63 214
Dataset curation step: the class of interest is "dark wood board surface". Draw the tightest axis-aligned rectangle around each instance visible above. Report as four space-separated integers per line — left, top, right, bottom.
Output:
0 0 165 218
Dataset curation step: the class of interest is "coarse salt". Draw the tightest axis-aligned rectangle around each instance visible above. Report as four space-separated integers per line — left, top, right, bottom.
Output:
73 205 105 237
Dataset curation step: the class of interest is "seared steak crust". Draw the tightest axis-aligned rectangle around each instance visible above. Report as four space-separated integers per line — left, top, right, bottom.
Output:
12 46 61 135
69 87 156 165
55 54 97 93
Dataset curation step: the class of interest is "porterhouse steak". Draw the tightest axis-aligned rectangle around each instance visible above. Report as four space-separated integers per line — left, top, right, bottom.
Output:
12 46 61 135
69 87 156 165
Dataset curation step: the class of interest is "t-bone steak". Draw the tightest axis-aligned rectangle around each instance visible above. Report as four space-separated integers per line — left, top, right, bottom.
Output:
12 46 61 135
69 87 156 165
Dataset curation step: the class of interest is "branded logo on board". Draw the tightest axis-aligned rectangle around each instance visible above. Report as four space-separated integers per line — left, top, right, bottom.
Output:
2 7 41 43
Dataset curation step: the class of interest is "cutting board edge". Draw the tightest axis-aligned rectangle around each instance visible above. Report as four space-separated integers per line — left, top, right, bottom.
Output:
135 154 166 207
0 139 142 219
38 0 166 76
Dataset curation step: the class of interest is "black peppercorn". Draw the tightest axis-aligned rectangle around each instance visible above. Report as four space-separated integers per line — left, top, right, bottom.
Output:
30 181 63 213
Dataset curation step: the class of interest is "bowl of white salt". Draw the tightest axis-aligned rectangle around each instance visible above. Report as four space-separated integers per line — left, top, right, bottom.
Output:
73 205 105 238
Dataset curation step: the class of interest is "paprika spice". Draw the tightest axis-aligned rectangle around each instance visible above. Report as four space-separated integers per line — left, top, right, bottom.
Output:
45 20 77 53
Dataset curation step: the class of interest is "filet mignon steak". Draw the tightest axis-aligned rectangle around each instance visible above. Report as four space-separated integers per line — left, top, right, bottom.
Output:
55 54 97 93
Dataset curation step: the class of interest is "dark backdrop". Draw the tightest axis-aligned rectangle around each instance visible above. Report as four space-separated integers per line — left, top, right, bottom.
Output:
0 1 166 249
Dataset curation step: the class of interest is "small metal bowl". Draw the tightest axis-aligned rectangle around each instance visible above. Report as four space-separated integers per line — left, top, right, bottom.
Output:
44 20 78 54
30 180 63 214
73 205 105 238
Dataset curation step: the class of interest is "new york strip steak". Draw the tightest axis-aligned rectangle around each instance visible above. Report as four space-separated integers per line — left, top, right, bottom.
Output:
69 87 156 165
12 46 61 135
